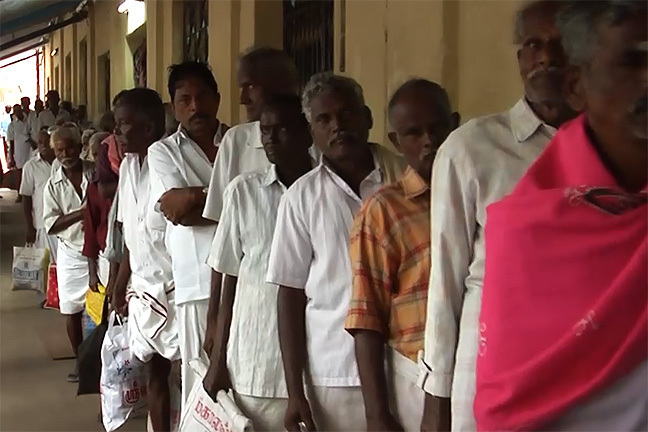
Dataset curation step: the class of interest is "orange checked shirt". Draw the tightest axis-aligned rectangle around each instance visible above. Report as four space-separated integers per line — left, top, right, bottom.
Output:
345 166 430 362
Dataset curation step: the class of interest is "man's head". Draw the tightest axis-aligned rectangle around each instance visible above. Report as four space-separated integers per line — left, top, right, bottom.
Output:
97 111 116 133
388 79 460 181
168 61 220 138
34 99 44 113
238 47 300 122
4 105 11 114
515 1 570 106
50 126 82 168
89 132 110 161
114 88 165 154
81 128 96 147
12 104 23 120
259 94 311 166
61 100 73 114
37 129 55 159
559 1 647 142
302 73 372 163
77 105 87 121
46 90 60 107
20 97 30 112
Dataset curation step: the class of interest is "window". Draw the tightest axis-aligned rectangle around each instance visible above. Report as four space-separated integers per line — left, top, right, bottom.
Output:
283 0 334 88
183 0 208 63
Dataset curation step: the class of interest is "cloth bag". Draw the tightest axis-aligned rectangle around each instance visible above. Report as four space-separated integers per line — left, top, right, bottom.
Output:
44 263 59 309
100 312 148 432
77 296 110 395
179 359 253 432
12 245 49 293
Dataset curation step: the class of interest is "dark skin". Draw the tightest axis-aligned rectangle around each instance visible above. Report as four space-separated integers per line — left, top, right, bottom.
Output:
47 139 85 236
159 76 220 227
353 90 459 432
203 105 313 402
111 103 173 432
23 132 55 244
47 92 62 117
517 3 578 129
279 87 375 432
565 11 647 191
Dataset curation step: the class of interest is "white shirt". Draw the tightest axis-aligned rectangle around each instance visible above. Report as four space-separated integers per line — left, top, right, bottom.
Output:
7 117 34 168
42 160 95 252
207 165 297 398
147 127 217 305
117 154 174 289
37 107 72 130
418 98 556 431
203 121 269 222
266 149 402 387
19 153 53 229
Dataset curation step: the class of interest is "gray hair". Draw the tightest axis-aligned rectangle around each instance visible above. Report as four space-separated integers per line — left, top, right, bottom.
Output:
301 72 365 122
89 131 110 150
81 128 97 144
50 126 81 149
513 0 564 45
557 1 647 67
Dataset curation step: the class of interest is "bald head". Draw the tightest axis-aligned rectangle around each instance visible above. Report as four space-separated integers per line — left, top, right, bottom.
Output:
238 47 300 122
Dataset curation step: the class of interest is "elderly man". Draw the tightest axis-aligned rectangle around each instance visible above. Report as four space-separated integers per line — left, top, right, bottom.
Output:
475 2 647 430
267 73 405 431
43 126 95 382
147 61 226 408
419 1 579 430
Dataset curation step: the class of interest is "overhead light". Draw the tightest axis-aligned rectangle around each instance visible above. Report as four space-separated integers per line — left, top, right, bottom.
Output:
50 48 58 57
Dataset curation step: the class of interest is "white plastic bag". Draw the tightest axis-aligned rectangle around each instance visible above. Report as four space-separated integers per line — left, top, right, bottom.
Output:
12 245 48 292
179 359 253 432
100 312 148 432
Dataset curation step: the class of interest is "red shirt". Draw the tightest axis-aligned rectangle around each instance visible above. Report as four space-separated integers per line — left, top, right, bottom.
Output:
82 181 113 259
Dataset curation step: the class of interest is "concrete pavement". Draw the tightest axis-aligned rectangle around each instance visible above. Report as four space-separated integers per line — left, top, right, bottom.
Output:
0 189 145 431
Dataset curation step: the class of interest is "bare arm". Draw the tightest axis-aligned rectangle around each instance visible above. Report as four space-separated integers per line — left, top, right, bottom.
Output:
47 209 84 235
22 196 36 243
422 394 451 432
111 246 131 315
204 270 223 354
278 286 308 398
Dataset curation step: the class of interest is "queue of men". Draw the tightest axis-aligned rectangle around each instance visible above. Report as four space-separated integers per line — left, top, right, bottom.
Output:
18 0 647 431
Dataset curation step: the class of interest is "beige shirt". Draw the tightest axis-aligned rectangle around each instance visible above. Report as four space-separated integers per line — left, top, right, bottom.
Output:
418 98 556 431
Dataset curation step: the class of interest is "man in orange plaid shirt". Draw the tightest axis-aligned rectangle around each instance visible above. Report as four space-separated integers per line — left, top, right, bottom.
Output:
345 79 459 432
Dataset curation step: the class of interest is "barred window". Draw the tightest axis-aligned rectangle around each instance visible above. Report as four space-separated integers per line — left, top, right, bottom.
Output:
183 0 208 63
283 0 334 88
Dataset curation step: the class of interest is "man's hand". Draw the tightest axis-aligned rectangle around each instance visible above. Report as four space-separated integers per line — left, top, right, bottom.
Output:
8 158 15 169
110 283 128 316
88 259 100 293
202 359 232 401
159 188 202 225
367 413 403 432
421 394 451 432
25 226 36 245
284 395 316 432
203 321 217 356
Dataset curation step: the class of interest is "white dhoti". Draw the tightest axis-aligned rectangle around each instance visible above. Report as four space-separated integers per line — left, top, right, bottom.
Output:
35 228 58 263
306 385 366 431
56 242 89 315
387 349 425 432
233 392 288 432
177 299 209 409
127 276 180 363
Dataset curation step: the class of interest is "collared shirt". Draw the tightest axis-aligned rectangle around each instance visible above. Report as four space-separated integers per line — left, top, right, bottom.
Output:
203 121 268 222
82 182 113 260
266 144 405 387
208 164 303 398
117 154 174 288
19 153 53 229
42 160 95 252
37 107 72 130
147 126 217 305
345 167 430 362
418 98 556 431
7 116 34 168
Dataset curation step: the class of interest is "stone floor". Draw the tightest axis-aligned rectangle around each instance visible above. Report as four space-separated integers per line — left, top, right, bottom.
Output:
0 189 145 431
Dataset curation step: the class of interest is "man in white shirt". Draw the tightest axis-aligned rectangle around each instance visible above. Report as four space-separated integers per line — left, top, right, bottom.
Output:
38 90 72 130
21 96 39 143
147 61 224 408
418 1 578 430
42 126 95 382
111 88 180 432
203 95 314 431
266 73 405 431
7 104 36 170
21 129 57 255
201 46 301 353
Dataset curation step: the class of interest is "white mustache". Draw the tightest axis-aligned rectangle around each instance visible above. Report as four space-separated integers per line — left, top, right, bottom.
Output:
527 66 561 80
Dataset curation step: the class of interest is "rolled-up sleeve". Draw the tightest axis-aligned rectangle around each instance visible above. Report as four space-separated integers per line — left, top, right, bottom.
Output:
207 179 243 276
266 191 313 290
42 180 60 235
418 141 477 398
147 142 188 207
